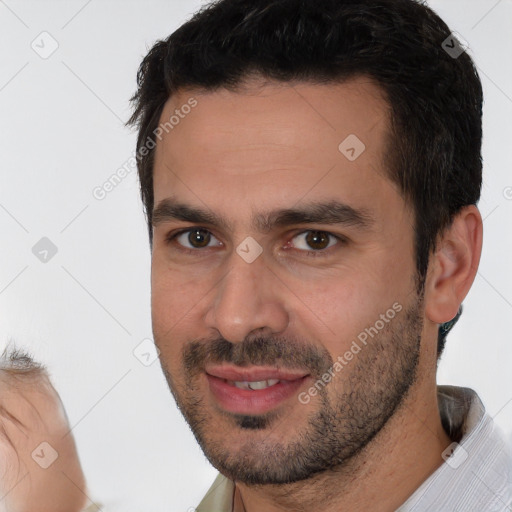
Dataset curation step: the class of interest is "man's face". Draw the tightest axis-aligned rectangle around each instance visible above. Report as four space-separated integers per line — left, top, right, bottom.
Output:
151 77 426 484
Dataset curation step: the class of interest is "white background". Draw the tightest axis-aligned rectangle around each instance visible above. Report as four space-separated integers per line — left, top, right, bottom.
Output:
0 1 511 510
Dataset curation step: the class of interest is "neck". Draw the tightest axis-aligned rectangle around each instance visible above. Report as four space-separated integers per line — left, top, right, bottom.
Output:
233 379 452 512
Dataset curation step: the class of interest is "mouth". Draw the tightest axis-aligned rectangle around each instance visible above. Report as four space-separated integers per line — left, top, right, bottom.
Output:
229 379 281 390
204 365 311 415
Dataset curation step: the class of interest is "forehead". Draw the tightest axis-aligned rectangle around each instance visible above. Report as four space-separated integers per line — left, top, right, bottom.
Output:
152 76 404 228
156 76 389 160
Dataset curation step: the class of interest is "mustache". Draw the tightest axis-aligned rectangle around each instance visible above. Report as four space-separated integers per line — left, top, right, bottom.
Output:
182 335 334 379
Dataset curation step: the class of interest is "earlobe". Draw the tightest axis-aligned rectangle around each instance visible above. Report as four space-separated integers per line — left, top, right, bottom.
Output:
424 205 483 324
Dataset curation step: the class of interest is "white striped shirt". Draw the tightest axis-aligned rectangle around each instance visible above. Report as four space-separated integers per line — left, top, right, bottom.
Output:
197 386 512 511
397 386 512 511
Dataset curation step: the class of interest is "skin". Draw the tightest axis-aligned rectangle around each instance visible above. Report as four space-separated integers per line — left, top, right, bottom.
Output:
0 367 87 512
150 76 483 511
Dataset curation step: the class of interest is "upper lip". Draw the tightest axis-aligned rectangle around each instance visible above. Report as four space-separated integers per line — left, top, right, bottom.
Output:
205 365 310 382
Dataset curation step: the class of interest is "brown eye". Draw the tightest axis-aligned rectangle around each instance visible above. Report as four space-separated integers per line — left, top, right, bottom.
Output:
169 228 223 251
304 231 331 250
186 228 211 248
291 230 338 252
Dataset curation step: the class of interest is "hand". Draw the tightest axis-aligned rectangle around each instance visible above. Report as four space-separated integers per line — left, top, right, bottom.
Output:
0 350 88 512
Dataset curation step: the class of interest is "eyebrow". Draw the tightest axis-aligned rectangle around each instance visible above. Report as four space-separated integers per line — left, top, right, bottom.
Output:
152 197 375 233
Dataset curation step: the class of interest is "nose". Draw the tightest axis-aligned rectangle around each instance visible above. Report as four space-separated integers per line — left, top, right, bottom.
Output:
204 250 289 343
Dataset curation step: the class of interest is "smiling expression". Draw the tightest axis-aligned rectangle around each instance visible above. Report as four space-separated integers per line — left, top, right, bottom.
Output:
149 76 427 483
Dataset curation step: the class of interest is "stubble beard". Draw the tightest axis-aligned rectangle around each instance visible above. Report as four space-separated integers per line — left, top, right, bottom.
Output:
158 296 423 485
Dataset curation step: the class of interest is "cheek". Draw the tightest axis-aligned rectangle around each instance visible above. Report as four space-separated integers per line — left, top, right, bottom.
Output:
151 255 195 322
151 263 182 351
150 288 183 377
150 259 211 362
296 266 407 351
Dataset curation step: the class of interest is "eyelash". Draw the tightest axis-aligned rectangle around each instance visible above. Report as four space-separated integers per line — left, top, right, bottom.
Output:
164 228 346 258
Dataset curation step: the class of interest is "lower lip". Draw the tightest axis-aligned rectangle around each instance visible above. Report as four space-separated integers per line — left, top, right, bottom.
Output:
206 374 309 415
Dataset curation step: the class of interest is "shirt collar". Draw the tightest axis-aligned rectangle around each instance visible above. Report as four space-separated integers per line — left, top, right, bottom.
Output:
397 385 512 511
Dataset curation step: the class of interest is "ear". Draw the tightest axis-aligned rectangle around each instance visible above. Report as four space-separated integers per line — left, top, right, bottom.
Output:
424 205 483 324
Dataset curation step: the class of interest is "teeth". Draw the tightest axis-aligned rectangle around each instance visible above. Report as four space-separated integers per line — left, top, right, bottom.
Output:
231 379 280 390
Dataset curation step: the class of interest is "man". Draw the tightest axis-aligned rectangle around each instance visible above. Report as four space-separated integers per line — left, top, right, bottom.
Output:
127 0 512 510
